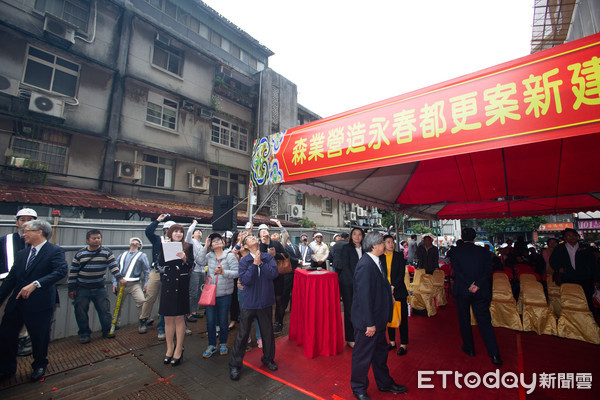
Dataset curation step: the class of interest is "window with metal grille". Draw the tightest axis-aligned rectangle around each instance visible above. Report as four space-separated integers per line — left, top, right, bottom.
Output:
35 0 90 31
210 168 247 199
23 46 80 97
10 126 70 174
322 198 333 214
211 117 249 152
146 91 178 130
141 154 173 188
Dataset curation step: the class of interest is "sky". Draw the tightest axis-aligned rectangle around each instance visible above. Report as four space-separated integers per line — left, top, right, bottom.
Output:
202 0 535 119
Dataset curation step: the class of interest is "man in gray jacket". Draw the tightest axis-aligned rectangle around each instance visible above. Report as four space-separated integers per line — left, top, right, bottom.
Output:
112 237 150 333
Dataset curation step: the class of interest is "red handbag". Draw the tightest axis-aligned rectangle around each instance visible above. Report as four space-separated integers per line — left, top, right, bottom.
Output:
199 275 218 306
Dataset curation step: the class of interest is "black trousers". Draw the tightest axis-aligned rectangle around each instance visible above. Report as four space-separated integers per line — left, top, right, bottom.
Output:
387 299 408 345
455 292 499 357
0 303 53 374
229 306 275 369
350 326 395 394
230 279 240 322
339 283 355 342
277 272 294 325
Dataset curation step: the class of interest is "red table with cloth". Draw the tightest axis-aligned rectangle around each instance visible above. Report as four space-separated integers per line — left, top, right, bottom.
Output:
289 268 343 358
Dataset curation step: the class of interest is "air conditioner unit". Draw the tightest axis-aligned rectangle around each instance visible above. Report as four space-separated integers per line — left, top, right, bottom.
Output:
348 211 357 221
198 107 213 119
188 173 210 191
182 101 194 111
219 65 232 77
43 14 76 46
7 156 26 167
156 33 170 45
29 92 65 118
115 161 142 180
0 75 19 97
356 207 367 217
288 204 303 219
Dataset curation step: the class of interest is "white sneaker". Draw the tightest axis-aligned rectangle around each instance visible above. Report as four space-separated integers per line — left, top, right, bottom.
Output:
185 328 192 336
157 332 166 341
257 339 263 348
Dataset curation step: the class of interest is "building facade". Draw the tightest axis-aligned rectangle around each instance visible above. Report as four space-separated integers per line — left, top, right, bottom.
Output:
0 0 347 226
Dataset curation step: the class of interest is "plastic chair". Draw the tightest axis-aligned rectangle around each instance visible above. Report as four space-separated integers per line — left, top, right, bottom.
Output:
522 280 557 336
557 284 600 344
440 261 453 295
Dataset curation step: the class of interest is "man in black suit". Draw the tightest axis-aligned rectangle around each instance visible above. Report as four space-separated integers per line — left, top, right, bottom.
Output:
0 208 38 357
449 228 502 366
549 228 600 311
0 219 68 382
350 231 407 400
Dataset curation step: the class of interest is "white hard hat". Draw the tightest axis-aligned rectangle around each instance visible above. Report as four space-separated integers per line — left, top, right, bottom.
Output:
163 221 176 230
129 237 143 249
314 232 323 237
224 231 233 238
258 224 269 231
16 208 37 219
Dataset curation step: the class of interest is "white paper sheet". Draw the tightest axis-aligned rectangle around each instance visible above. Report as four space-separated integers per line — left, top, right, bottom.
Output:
162 241 183 262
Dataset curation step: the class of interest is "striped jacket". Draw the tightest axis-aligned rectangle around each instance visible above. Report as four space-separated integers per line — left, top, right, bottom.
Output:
68 246 123 290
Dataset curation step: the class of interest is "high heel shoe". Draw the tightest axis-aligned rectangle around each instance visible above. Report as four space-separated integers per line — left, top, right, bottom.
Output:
171 349 184 366
163 354 173 364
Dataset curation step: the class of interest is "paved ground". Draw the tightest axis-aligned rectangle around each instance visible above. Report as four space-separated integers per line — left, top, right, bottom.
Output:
0 313 313 400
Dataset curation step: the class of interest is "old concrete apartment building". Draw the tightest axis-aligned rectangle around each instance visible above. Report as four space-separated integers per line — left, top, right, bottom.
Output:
0 0 352 227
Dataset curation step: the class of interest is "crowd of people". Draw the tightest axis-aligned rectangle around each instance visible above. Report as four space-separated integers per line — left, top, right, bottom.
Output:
4 205 597 399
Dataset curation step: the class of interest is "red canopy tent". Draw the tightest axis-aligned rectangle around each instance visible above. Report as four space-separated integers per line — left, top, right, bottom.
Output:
250 33 600 219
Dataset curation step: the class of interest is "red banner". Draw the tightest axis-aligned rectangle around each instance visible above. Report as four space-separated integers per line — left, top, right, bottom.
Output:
251 33 600 186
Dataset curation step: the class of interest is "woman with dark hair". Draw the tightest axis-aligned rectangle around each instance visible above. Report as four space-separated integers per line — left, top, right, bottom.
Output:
158 224 193 366
196 232 239 358
381 235 409 355
334 227 364 348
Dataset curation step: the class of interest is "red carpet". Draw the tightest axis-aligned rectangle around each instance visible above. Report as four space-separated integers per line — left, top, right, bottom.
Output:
244 297 600 400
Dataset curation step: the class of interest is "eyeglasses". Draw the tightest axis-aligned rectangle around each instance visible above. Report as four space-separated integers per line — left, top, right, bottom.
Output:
130 242 141 246
242 235 257 245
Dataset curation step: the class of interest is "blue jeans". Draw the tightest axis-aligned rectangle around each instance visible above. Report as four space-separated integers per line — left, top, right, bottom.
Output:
158 314 165 335
206 294 231 346
238 287 261 340
73 287 112 337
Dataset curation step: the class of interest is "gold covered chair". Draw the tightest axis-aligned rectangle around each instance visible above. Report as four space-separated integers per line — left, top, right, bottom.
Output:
411 274 437 317
490 275 523 331
432 269 447 307
522 281 557 336
557 284 600 344
547 274 561 318
517 273 538 315
404 269 412 305
409 268 425 293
